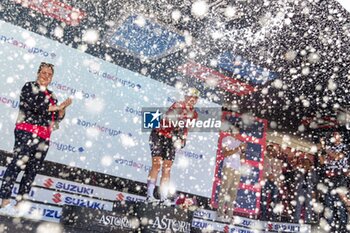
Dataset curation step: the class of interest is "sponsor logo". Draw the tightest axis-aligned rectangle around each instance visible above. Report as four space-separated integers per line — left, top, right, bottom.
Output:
224 225 229 233
55 182 94 195
29 206 61 219
268 223 273 231
116 193 124 201
44 178 54 188
52 193 62 203
233 218 303 233
193 210 212 219
191 220 210 229
143 110 162 129
96 215 131 229
115 159 150 173
181 150 203 160
125 106 142 116
52 193 105 209
0 169 5 177
13 0 86 26
241 219 253 227
125 196 144 203
49 81 96 99
115 192 144 203
151 216 191 232
230 228 255 233
267 223 300 232
77 118 131 137
50 141 84 153
44 179 94 195
0 35 56 58
88 68 142 90
0 96 19 109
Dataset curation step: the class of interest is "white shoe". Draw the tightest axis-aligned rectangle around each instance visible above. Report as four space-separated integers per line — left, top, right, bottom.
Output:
230 216 237 225
13 201 32 218
145 196 158 203
160 199 174 207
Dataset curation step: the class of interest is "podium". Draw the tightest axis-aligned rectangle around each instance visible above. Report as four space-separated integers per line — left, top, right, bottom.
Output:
60 202 194 233
136 202 193 232
60 204 139 232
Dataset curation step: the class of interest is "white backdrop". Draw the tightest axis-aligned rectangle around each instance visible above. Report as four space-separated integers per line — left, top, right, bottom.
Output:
0 20 221 198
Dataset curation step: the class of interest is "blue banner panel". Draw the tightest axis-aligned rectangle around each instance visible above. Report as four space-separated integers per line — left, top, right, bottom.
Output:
240 121 265 139
218 51 278 85
236 189 257 210
246 143 262 162
223 115 265 139
107 15 185 59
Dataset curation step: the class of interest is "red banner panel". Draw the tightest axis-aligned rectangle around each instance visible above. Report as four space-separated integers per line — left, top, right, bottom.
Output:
13 0 86 26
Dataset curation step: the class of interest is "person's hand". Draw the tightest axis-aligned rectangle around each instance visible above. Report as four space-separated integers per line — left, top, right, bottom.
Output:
59 98 72 110
319 137 326 149
239 143 247 152
266 144 275 153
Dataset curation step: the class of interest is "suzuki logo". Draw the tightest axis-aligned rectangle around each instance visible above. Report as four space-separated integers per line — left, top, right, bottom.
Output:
52 193 62 203
116 193 124 201
268 223 273 230
44 178 54 188
223 225 229 233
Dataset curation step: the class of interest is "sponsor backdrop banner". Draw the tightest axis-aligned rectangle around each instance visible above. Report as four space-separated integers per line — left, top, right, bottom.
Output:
0 20 221 198
61 205 139 232
0 166 130 202
0 166 311 232
23 203 62 222
135 203 193 233
0 181 114 211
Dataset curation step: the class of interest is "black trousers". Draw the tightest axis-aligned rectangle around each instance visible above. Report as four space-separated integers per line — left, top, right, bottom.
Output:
0 129 49 199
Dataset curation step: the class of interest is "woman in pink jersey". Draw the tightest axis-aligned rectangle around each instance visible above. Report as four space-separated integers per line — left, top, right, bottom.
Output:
0 62 72 214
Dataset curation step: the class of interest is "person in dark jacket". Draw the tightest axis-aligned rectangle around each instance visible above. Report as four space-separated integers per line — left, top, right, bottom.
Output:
320 132 349 232
0 62 72 214
293 157 317 223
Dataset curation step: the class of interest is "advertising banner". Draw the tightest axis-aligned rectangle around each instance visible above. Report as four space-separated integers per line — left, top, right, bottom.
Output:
135 202 193 233
61 205 139 232
0 20 220 198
